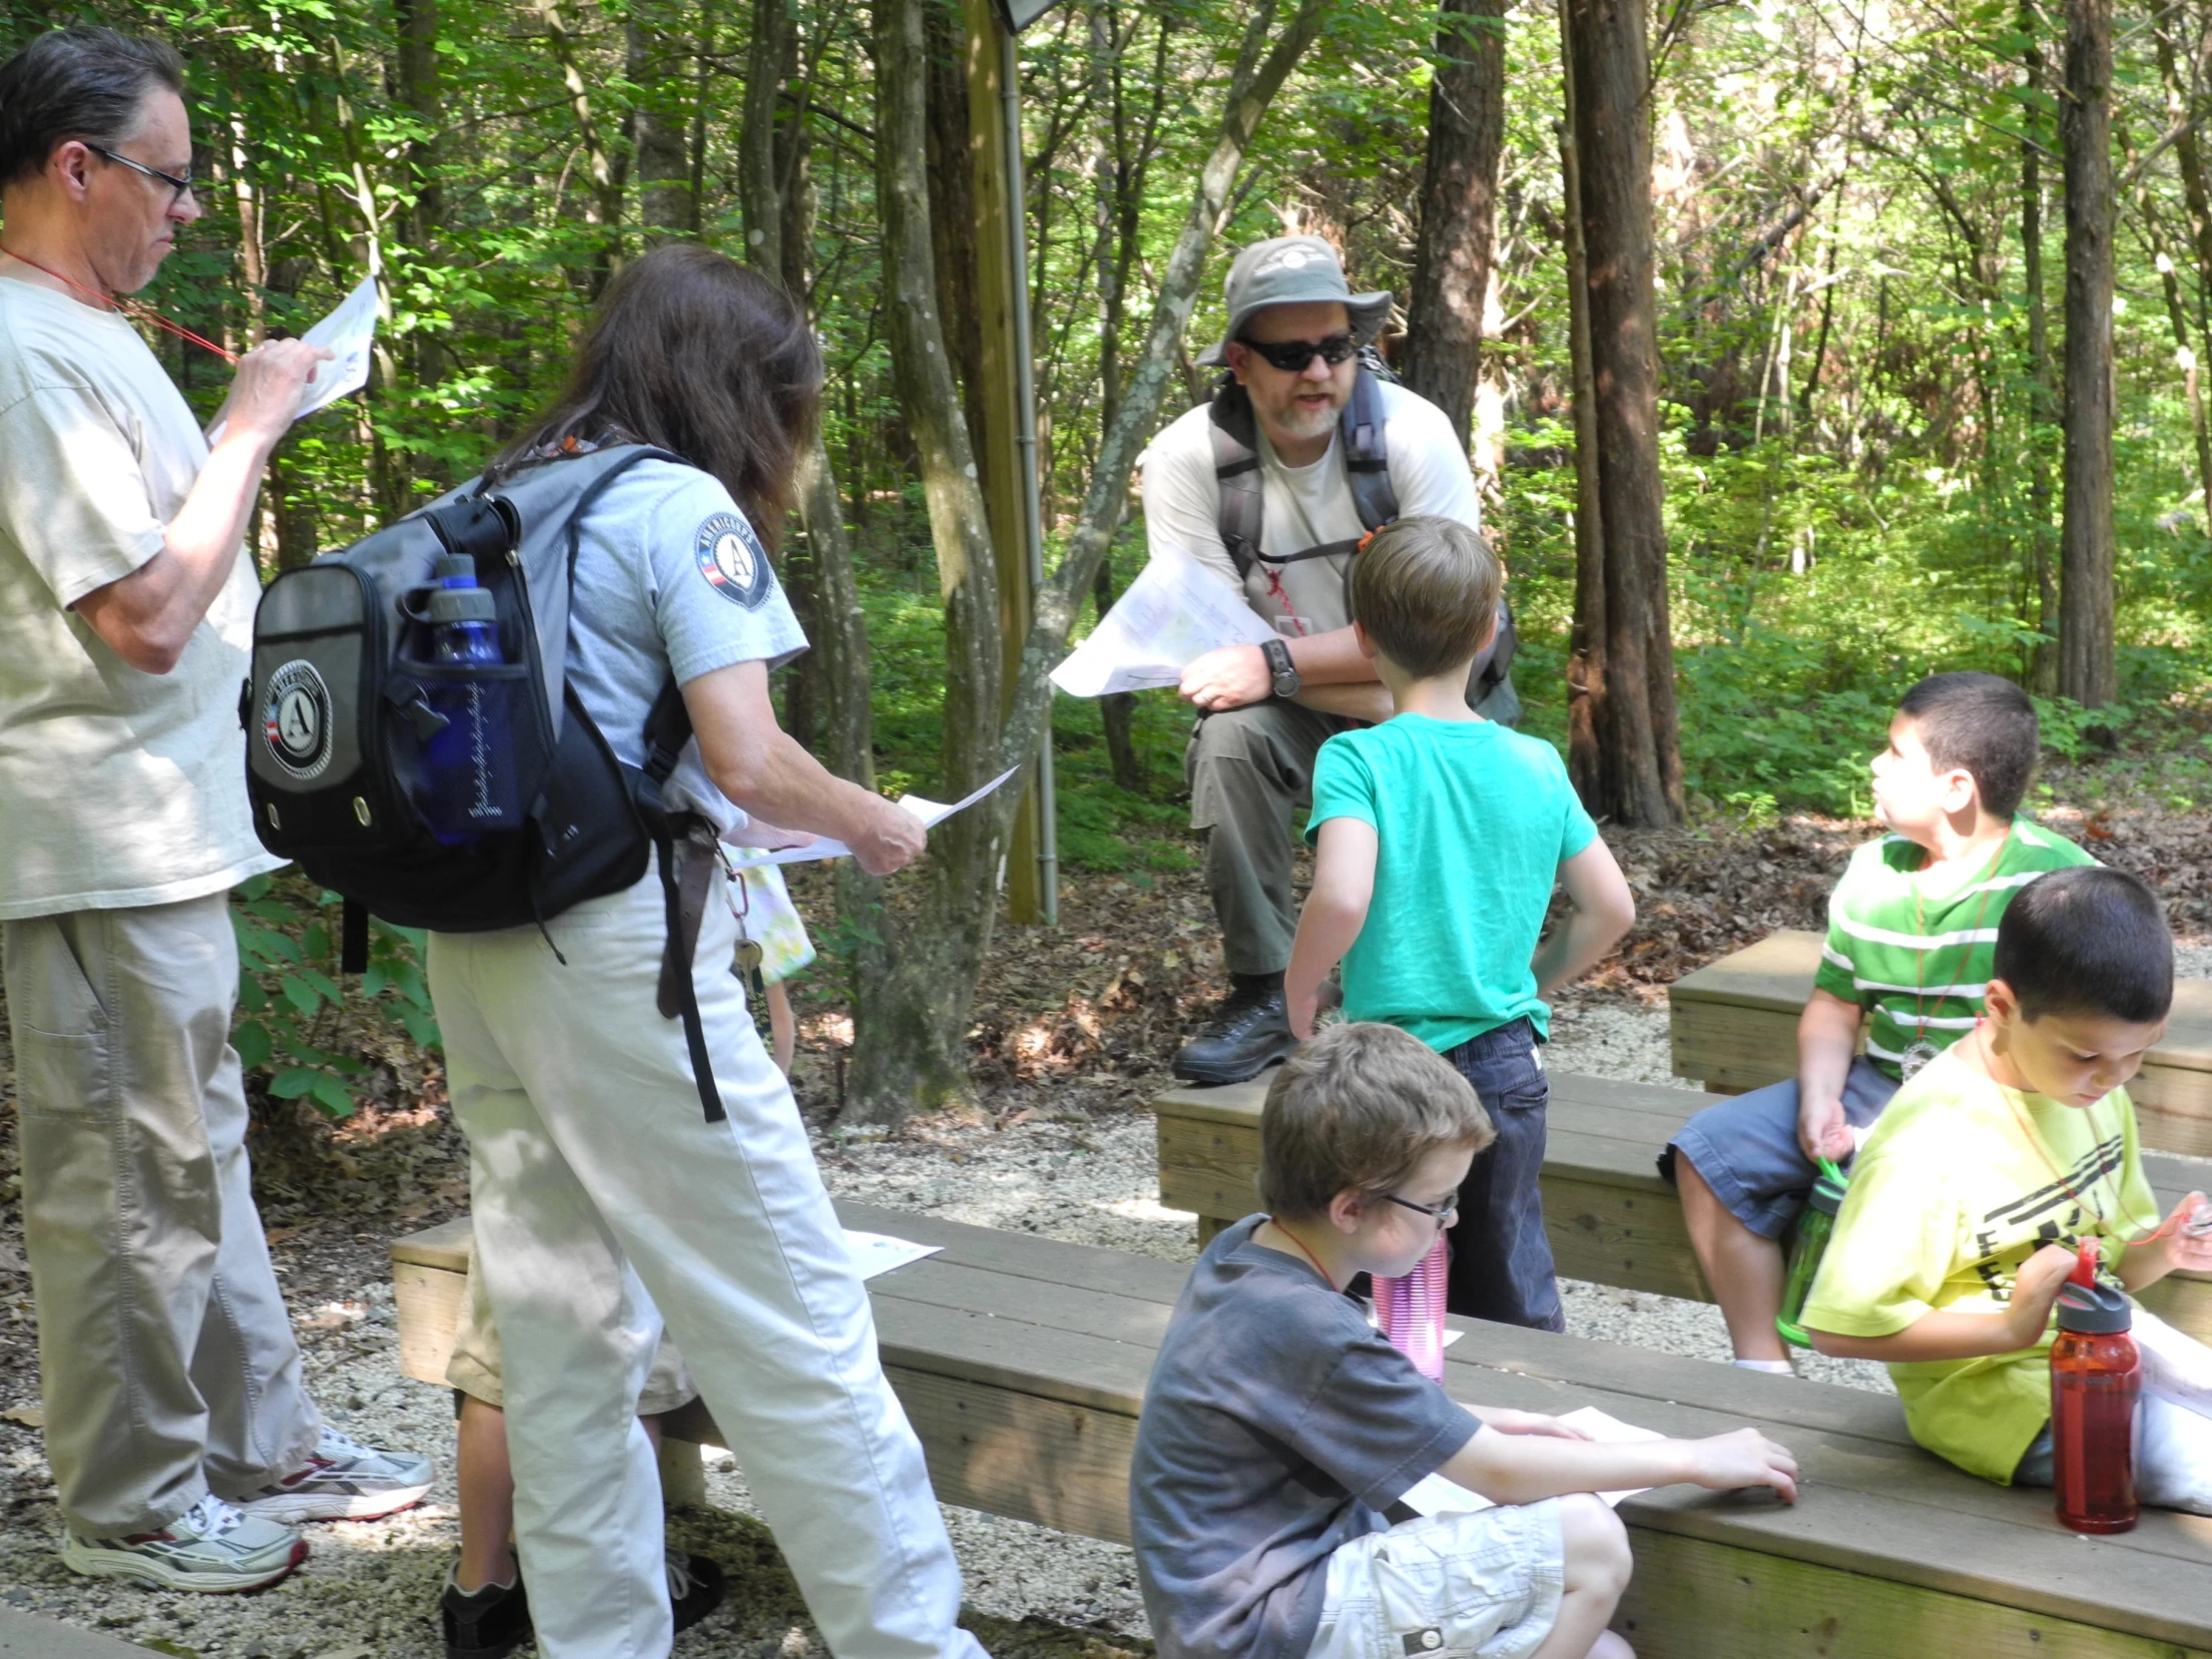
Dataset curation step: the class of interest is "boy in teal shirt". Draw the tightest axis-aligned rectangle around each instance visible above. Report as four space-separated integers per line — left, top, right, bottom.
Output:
1286 517 1635 1328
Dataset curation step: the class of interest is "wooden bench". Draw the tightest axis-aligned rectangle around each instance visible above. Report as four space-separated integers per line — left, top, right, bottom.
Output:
1670 928 2212 1156
1153 1070 2212 1343
387 1203 2212 1656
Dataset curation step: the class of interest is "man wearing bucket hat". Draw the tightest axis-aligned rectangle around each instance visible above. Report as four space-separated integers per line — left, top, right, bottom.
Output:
1141 234 1518 1084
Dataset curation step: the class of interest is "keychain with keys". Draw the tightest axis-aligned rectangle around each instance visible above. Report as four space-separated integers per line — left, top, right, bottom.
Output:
719 845 767 1000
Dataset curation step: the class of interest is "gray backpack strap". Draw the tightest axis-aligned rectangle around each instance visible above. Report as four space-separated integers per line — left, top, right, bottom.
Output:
1208 380 1266 582
475 444 687 736
1342 366 1396 531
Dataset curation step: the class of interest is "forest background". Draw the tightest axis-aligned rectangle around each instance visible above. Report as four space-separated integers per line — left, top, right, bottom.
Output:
5 0 2212 1124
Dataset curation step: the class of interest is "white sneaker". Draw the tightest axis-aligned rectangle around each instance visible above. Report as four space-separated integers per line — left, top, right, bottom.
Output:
232 1424 435 1523
61 1493 306 1593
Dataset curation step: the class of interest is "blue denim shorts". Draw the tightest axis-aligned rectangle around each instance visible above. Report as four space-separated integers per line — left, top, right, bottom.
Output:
1658 1057 1899 1240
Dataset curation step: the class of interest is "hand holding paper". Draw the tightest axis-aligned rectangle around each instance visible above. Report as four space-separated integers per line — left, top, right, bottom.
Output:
207 276 378 446
729 766 1021 869
1050 548 1276 698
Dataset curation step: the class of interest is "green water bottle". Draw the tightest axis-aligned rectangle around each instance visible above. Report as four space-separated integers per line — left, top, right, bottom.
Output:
1776 1158 1849 1350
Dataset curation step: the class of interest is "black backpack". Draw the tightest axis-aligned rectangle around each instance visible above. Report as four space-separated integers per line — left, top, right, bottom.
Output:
243 444 729 1121
1207 360 1517 701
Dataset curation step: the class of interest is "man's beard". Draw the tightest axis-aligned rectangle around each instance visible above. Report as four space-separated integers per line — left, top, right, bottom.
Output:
1270 394 1342 441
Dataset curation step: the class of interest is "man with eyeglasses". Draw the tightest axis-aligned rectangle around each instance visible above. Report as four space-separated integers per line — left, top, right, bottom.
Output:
1142 236 1517 1084
0 26 432 1595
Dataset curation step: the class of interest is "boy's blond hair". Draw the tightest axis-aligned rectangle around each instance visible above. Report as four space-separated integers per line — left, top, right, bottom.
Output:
1349 515 1501 680
1259 1023 1494 1220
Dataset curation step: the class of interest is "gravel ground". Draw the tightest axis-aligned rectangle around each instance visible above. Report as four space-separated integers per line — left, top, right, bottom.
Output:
0 999 1897 1657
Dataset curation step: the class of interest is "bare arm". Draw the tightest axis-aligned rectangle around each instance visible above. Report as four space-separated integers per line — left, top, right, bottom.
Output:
1286 818 1378 1039
1439 1420 1798 1508
1180 625 1382 715
73 339 328 674
2120 1191 2212 1291
685 660 923 876
1807 1243 2076 1362
1530 838 1635 998
1794 989 1866 1162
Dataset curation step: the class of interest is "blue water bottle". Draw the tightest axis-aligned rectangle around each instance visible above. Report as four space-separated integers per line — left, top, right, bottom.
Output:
419 554 517 842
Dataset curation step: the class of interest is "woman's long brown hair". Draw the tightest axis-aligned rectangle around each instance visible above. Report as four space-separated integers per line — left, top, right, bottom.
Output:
495 244 822 550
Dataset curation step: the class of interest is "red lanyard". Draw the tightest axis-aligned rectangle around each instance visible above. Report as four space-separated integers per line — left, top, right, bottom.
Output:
1262 1216 1339 1285
0 246 239 363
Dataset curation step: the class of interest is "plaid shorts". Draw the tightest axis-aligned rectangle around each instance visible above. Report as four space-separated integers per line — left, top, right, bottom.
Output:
1305 1500 1564 1659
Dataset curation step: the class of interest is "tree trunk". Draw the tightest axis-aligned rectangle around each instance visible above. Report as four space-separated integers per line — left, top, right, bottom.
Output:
1402 0 1506 448
1556 37 1606 811
845 0 1329 1122
740 0 795 274
2021 7 2060 693
395 0 442 253
2058 0 2116 709
925 0 987 457
2156 14 2212 535
630 17 691 237
533 0 627 286
1564 0 1684 825
846 0 1008 1122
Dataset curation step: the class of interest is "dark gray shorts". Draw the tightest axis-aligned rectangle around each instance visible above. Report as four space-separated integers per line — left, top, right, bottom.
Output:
1657 1057 1900 1239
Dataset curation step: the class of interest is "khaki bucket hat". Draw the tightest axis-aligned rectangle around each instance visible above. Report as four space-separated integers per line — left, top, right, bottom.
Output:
1195 235 1392 367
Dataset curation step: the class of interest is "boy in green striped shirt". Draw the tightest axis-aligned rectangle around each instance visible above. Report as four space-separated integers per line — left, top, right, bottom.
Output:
1660 672 2094 1372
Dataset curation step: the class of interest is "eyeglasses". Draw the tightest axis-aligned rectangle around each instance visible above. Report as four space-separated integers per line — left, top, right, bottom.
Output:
1235 331 1358 373
1382 1193 1459 1230
89 146 196 207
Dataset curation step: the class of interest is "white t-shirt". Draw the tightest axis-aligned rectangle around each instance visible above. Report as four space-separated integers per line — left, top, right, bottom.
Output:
0 275 280 919
1137 380 1481 638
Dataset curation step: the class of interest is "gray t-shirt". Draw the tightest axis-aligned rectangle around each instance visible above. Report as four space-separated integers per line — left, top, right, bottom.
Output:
0 273 281 918
1132 1216 1481 1659
564 459 807 833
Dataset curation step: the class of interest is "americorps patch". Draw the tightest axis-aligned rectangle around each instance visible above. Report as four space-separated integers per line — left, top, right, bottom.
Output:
694 511 775 608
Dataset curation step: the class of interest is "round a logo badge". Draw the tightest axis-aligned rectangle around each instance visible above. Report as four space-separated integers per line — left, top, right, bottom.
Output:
694 511 775 609
263 660 334 781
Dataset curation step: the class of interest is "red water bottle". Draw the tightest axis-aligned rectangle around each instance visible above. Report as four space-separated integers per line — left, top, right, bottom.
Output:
2049 1258 2140 1535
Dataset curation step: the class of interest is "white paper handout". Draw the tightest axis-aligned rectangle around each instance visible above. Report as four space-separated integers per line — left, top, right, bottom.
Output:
207 276 379 446
1397 1404 1667 1518
1050 547 1277 698
728 765 1021 869
293 274 380 419
843 1229 943 1280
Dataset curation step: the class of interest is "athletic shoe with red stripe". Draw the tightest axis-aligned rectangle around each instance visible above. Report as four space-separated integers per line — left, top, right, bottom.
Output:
232 1424 435 1524
60 1493 307 1593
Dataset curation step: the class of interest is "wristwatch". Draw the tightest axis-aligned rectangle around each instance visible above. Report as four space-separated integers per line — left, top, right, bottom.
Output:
1262 638 1302 700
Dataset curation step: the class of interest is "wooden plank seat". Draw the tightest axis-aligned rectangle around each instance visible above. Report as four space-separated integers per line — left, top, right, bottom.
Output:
1153 1070 2212 1343
387 1202 2212 1656
1670 928 2212 1156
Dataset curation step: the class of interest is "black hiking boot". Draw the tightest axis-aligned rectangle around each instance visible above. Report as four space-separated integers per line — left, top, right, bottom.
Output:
1172 981 1296 1085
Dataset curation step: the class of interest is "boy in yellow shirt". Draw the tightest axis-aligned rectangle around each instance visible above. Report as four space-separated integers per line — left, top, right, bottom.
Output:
1803 866 2212 1503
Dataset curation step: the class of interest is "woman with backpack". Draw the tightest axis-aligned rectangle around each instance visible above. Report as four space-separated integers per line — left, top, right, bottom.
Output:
424 244 985 1659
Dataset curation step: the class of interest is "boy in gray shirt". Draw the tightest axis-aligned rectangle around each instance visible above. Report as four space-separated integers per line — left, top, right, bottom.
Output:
1131 1024 1799 1659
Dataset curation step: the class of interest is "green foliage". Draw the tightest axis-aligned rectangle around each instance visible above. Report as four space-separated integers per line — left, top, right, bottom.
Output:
229 873 438 1119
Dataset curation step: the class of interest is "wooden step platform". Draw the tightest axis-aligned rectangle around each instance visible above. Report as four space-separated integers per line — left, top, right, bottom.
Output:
1153 1070 2212 1342
389 1203 2212 1657
1669 928 2212 1156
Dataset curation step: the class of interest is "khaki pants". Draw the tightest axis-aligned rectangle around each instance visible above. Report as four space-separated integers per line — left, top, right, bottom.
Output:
1186 702 1362 977
3 894 320 1536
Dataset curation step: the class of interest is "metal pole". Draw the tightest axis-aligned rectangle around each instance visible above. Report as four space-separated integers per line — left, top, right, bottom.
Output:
1001 25 1057 925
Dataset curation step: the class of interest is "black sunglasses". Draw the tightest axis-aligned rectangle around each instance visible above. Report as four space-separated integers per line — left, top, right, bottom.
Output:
1382 1193 1459 1230
1235 331 1358 373
90 145 196 206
